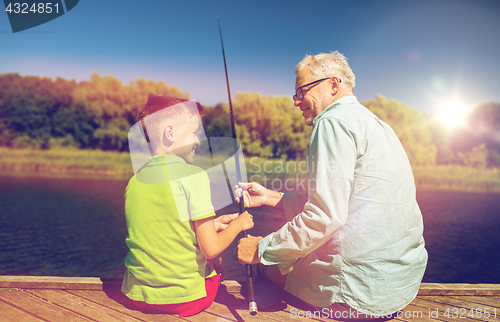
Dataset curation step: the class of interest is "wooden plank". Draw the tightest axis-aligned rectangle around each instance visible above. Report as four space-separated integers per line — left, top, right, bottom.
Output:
2 277 500 296
259 284 432 322
176 308 236 322
421 295 499 311
408 297 479 322
270 290 339 321
68 284 194 322
449 296 500 309
3 276 500 321
0 300 46 322
175 287 282 322
0 289 91 321
393 303 444 322
419 296 500 321
202 295 241 321
419 283 500 296
210 283 298 322
216 303 294 321
220 281 336 322
220 281 435 322
27 289 143 322
0 276 121 290
231 281 500 297
222 280 243 294
227 280 500 321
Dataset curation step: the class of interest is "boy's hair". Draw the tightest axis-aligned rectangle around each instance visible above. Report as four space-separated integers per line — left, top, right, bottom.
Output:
139 94 203 143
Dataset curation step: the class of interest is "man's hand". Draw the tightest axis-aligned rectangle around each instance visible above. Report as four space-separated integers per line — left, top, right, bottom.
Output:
214 213 239 232
234 182 272 208
237 234 263 264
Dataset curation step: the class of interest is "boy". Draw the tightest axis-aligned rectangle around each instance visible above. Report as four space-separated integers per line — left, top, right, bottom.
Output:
122 94 253 316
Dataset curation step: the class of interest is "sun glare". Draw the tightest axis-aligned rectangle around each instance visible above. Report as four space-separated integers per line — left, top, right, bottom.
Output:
435 98 471 128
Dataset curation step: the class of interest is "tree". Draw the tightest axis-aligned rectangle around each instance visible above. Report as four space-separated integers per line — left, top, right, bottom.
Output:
362 95 437 165
0 73 189 151
442 101 500 167
230 92 311 159
0 73 76 148
457 144 488 169
92 117 130 151
467 102 500 167
201 104 232 138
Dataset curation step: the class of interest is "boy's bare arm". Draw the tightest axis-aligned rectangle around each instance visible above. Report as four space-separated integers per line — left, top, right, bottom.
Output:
194 211 254 259
214 213 238 231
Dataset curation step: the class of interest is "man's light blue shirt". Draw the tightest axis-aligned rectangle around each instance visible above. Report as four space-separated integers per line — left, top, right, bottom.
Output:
258 96 427 315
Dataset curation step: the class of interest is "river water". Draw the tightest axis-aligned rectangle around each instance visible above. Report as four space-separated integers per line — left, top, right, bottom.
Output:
0 175 499 283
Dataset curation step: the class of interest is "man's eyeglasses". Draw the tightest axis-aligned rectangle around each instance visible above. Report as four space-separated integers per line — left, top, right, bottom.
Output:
293 77 341 101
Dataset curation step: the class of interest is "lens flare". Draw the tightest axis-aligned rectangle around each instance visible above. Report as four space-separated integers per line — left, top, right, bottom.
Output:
435 98 471 128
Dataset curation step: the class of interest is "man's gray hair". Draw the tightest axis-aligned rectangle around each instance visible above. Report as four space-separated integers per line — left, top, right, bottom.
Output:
295 51 355 90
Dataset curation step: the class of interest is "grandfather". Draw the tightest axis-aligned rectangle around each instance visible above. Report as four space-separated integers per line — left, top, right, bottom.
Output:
236 52 427 317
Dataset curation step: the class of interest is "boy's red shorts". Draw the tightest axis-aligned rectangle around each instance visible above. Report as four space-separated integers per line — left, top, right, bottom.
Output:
129 273 221 317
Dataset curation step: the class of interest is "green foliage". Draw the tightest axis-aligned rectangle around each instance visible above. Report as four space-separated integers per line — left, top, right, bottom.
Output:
466 102 500 167
488 150 500 168
0 74 76 148
362 95 437 165
469 102 500 139
457 144 488 169
2 73 498 174
201 93 311 159
232 92 311 159
0 73 188 151
432 101 500 168
47 134 79 149
202 104 232 138
92 117 130 151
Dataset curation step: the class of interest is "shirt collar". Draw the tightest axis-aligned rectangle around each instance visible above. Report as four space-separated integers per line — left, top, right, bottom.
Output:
312 95 358 126
149 154 186 165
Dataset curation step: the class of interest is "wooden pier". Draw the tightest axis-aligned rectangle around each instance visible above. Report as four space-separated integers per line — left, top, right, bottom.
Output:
0 276 499 321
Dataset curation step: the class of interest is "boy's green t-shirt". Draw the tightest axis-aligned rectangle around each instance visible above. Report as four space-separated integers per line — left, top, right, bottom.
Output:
122 155 216 304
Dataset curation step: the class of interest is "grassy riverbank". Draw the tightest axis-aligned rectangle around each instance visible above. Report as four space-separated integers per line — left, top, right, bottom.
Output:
0 147 133 180
412 165 500 192
1 147 500 192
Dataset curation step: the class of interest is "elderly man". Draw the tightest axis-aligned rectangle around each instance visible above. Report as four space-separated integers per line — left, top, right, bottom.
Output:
236 52 427 318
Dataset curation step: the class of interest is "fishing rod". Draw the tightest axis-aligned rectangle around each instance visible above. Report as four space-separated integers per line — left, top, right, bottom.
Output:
217 16 257 315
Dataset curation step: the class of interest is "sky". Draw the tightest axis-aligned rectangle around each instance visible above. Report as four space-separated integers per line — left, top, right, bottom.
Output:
1 0 500 114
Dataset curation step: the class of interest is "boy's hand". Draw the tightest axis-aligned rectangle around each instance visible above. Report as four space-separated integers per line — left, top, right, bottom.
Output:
234 182 270 208
214 213 238 232
233 211 254 232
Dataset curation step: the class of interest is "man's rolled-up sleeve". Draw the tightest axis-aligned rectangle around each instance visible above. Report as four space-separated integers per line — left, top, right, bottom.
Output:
258 118 356 275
